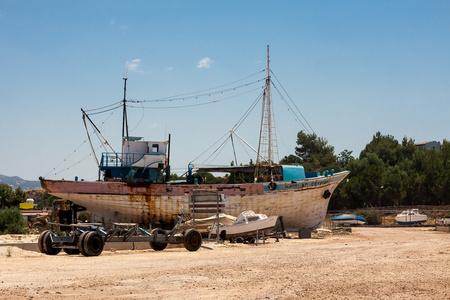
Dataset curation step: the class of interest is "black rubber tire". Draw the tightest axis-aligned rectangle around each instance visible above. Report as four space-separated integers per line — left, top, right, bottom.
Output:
236 237 244 244
38 230 50 254
183 228 202 252
149 228 168 251
219 230 227 241
78 231 90 256
63 248 81 255
83 231 104 256
268 181 277 190
42 231 62 255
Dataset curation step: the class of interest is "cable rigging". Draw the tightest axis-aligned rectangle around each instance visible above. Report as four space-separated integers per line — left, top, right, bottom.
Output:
270 70 315 135
136 69 266 102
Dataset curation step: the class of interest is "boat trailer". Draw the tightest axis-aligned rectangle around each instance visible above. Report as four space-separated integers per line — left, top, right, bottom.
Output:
38 218 202 256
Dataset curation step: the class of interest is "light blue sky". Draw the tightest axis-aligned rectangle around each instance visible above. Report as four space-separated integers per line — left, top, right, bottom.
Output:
1 1 449 181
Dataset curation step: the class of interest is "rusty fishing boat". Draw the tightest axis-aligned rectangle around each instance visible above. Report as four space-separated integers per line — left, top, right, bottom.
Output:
40 47 349 234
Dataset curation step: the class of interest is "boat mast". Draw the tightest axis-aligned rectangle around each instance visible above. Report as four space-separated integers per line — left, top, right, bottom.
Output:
266 45 272 169
255 46 278 182
122 78 130 152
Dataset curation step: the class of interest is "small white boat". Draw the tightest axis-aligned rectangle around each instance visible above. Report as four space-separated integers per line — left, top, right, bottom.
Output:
395 209 427 225
209 210 278 240
183 213 237 235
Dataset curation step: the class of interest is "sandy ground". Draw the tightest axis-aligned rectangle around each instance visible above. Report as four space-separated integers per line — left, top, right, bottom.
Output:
0 227 449 299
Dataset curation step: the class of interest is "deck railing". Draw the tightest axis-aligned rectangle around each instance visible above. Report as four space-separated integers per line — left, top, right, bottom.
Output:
100 152 146 168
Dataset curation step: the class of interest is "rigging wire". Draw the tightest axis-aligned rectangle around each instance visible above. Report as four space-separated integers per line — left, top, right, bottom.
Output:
137 69 266 102
232 90 265 131
271 82 311 135
44 106 120 178
270 70 315 135
49 145 103 177
203 137 231 165
49 69 312 177
84 101 123 113
127 86 264 109
189 131 230 165
83 71 265 114
85 103 123 116
235 133 253 163
91 122 109 154
191 89 265 165
44 140 88 177
128 80 265 104
273 80 311 133
128 101 145 132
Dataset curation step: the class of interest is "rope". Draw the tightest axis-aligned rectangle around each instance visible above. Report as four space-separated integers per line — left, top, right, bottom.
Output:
48 145 103 177
127 86 264 109
189 131 230 164
132 70 266 102
44 107 120 178
271 70 315 135
271 81 311 135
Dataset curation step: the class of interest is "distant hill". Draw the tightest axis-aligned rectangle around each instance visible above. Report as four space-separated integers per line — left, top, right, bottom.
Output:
0 174 41 190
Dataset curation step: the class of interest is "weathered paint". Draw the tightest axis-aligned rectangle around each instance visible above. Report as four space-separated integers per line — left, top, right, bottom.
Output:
41 171 349 230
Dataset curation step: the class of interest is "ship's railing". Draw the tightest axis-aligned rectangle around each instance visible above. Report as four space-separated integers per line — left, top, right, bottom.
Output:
100 152 147 168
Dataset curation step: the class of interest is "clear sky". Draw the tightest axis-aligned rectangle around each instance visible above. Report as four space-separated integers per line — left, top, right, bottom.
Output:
1 1 449 181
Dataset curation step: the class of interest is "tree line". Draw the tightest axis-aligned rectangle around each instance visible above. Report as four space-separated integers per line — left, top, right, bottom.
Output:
281 131 449 210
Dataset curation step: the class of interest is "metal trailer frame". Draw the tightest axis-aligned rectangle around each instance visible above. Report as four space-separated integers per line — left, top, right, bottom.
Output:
37 216 202 256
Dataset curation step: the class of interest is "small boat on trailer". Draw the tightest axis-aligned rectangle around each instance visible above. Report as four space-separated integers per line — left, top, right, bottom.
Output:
183 213 237 235
209 210 279 242
331 214 366 226
395 209 427 225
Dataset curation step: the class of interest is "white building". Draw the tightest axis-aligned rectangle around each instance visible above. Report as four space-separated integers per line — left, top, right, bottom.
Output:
415 141 441 151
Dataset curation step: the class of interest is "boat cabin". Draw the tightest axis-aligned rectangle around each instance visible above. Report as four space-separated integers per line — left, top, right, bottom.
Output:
99 137 169 183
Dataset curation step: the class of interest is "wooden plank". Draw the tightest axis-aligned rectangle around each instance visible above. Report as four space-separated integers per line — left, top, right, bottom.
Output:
190 209 225 214
189 204 225 208
188 199 224 203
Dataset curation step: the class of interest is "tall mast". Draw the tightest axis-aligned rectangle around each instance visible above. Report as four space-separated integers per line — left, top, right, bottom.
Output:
266 45 272 168
122 78 129 149
256 45 278 178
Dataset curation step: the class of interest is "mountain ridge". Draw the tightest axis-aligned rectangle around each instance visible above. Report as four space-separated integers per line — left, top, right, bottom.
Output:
0 174 41 190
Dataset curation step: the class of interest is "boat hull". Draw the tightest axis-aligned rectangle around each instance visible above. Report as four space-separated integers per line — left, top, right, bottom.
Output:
331 214 366 225
395 209 427 225
395 219 427 225
331 220 366 225
211 215 279 239
40 171 349 231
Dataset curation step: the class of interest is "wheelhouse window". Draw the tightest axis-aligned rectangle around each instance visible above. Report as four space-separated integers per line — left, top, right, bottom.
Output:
152 144 159 153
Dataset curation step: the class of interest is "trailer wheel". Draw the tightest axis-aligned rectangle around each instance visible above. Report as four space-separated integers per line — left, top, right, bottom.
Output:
38 230 49 254
149 228 168 251
83 231 104 256
63 248 80 255
40 231 62 255
78 231 90 256
183 228 202 251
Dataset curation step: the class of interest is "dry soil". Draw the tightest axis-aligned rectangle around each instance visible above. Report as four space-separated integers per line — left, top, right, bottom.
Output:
1 227 449 299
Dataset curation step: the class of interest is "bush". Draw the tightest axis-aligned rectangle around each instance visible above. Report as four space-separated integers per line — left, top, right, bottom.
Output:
0 207 27 234
355 208 382 225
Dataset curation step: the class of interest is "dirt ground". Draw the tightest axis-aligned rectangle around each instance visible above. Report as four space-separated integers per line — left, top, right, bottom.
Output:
1 227 449 299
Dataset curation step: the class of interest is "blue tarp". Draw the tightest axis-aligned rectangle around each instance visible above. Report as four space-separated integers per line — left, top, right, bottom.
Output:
331 214 366 222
